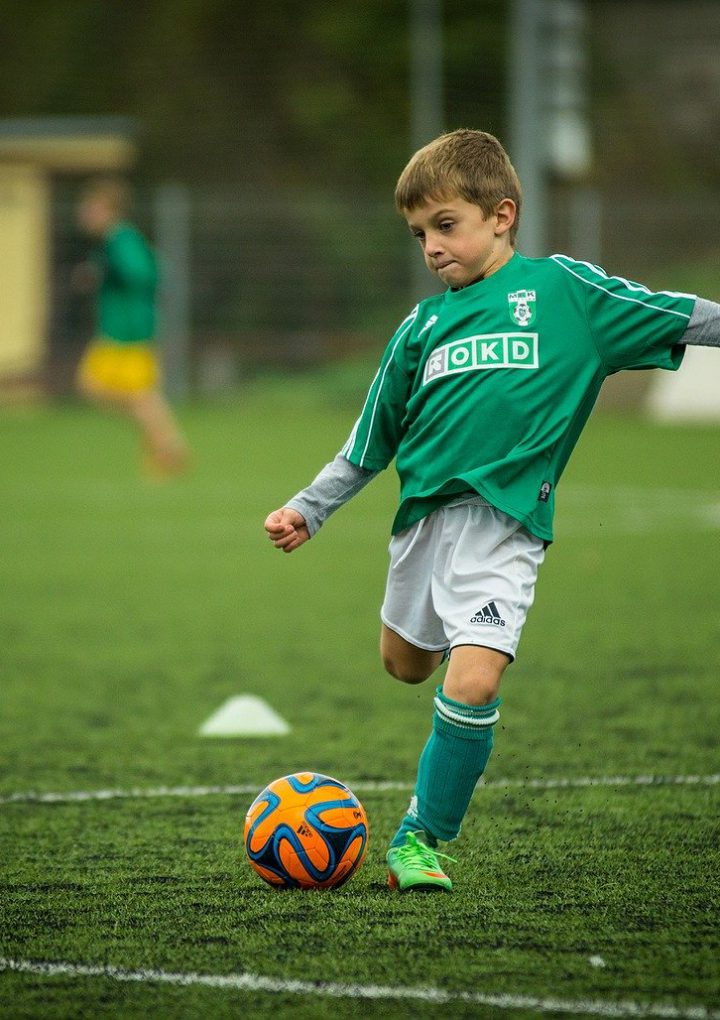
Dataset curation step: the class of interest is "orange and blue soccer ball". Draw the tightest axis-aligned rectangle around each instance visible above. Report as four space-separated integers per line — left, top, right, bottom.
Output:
244 772 369 889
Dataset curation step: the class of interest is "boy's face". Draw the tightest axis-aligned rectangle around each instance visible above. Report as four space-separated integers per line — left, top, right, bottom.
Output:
77 194 119 238
404 195 515 288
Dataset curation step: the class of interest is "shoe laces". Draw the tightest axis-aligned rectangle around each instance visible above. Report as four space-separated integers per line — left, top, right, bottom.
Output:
397 831 457 867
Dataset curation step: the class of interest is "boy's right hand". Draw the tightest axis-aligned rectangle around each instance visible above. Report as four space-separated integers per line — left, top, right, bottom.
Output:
264 507 310 553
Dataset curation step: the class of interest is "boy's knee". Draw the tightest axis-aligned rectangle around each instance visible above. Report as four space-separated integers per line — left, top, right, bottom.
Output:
445 674 501 706
443 645 510 706
382 651 432 685
380 625 443 685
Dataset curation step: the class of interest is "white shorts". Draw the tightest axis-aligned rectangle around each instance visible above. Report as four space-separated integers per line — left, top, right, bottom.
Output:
380 500 545 661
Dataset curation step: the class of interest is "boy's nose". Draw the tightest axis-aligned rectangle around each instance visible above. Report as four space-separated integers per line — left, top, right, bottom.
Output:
425 234 445 256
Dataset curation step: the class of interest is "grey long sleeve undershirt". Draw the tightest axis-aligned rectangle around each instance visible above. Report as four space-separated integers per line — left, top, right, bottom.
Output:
285 296 720 538
285 454 378 537
680 297 720 347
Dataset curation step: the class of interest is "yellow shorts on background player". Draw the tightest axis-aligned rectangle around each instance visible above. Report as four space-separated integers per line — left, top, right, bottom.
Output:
77 338 159 397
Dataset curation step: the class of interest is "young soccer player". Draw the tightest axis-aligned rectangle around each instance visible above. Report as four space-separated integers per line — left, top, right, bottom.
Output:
75 176 189 475
264 129 720 892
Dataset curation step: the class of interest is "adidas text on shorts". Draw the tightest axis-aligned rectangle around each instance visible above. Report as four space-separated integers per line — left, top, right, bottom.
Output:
380 500 545 660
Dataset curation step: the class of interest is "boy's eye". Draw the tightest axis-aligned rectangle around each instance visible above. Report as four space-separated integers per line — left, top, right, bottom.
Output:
411 230 425 241
439 220 454 232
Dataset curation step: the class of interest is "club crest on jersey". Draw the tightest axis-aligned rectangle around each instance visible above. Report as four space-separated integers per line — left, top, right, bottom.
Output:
508 289 536 327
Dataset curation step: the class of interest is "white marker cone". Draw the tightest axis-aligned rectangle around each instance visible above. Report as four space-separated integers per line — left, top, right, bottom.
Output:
199 695 290 737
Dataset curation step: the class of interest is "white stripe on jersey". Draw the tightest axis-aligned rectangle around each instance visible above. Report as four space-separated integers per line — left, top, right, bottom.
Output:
343 305 419 466
550 254 694 319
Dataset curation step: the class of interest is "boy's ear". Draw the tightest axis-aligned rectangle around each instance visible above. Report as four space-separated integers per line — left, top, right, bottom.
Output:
495 198 516 237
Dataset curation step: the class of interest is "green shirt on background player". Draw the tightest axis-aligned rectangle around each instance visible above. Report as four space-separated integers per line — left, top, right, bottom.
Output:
92 221 158 343
264 129 720 893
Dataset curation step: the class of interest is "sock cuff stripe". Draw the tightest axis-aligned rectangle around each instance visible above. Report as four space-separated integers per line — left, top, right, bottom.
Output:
433 696 500 729
435 686 501 712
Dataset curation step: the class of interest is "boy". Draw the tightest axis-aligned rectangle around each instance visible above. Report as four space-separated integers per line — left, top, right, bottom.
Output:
75 177 189 475
264 129 720 892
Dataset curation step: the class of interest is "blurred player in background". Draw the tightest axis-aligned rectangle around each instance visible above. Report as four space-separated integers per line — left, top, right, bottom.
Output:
75 176 189 476
265 129 720 894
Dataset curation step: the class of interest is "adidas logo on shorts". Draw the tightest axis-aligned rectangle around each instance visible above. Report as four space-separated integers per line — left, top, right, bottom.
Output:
470 601 506 627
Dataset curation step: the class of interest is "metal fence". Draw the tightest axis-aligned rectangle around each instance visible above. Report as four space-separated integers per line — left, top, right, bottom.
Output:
43 0 720 398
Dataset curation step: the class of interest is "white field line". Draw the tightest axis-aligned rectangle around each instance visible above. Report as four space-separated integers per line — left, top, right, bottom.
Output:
1 958 718 1019
1 773 718 807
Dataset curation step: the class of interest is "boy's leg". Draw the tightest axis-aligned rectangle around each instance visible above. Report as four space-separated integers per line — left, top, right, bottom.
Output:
442 644 510 705
380 504 542 888
129 391 189 474
389 644 508 852
383 504 544 890
380 624 444 685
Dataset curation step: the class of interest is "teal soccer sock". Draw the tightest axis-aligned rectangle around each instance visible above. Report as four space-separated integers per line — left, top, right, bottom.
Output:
390 686 500 847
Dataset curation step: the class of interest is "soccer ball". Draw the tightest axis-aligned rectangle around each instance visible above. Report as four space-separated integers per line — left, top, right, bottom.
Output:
244 772 369 889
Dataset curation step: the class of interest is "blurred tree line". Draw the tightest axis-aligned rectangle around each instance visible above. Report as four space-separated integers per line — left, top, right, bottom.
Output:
0 0 509 381
5 0 720 386
0 0 507 191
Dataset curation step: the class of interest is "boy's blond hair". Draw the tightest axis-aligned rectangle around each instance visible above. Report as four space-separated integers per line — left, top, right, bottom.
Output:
395 129 522 244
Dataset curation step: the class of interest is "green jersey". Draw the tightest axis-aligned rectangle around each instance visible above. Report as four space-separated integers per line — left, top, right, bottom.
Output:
342 252 695 541
93 222 158 343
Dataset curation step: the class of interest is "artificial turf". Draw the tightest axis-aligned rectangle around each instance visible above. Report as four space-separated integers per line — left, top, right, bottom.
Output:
1 374 719 1018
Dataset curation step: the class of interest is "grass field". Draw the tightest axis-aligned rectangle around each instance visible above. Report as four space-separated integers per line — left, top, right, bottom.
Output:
1 370 719 1019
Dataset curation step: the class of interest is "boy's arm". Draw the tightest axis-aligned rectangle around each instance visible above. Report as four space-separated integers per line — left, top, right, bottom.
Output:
266 305 418 553
264 453 378 553
680 298 720 346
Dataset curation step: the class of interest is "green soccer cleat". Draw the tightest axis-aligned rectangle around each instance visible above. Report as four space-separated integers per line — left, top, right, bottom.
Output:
386 831 455 892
